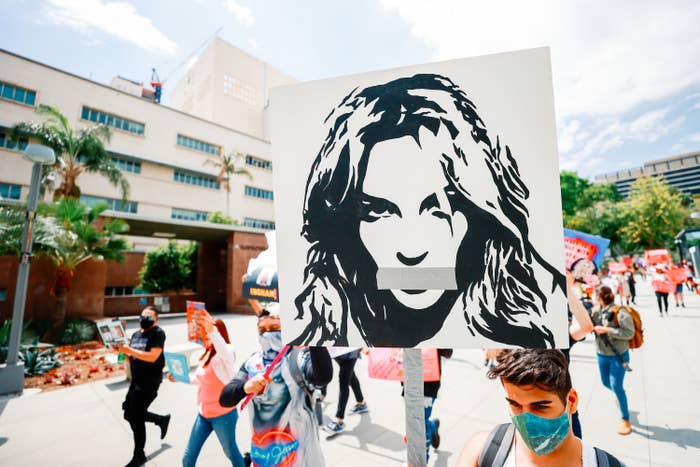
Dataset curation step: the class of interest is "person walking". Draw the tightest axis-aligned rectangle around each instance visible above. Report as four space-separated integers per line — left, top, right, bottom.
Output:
627 271 637 305
117 306 171 467
172 312 245 467
220 307 333 467
652 267 670 316
592 286 636 436
620 272 632 305
323 348 369 435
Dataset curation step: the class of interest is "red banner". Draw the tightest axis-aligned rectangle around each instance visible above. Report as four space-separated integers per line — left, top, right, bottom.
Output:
667 267 687 285
367 348 440 382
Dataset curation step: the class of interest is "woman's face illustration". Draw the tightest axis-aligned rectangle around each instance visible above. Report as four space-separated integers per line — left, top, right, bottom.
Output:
359 128 468 309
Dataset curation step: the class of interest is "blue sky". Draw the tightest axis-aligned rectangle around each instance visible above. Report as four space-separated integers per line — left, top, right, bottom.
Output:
2 0 700 177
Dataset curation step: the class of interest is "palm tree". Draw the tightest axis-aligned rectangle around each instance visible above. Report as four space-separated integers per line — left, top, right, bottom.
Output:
39 198 129 342
11 104 129 201
204 152 252 218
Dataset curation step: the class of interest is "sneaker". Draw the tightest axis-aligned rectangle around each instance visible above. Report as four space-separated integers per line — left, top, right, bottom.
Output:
431 419 441 449
124 453 147 467
323 420 345 435
243 452 252 467
160 414 171 440
617 419 632 435
349 402 369 415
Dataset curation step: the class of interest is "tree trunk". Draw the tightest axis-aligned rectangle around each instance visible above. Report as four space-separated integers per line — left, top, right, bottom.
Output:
43 269 73 343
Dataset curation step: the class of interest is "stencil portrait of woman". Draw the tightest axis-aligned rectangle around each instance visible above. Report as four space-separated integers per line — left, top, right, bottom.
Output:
290 74 565 348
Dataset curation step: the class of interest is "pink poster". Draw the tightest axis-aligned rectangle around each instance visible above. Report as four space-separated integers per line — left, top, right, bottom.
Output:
367 348 440 382
608 262 628 274
667 267 687 285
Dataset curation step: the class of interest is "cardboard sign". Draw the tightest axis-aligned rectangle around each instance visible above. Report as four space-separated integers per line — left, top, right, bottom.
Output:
242 266 279 302
271 48 568 349
563 228 610 269
367 348 440 382
645 249 671 265
667 267 687 284
96 319 127 349
652 280 675 294
186 301 206 345
164 352 190 383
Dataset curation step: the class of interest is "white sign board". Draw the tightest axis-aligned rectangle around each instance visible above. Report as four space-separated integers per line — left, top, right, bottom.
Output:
271 47 567 349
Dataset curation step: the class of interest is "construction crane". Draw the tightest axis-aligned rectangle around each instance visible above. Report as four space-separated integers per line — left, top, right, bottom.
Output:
150 26 223 104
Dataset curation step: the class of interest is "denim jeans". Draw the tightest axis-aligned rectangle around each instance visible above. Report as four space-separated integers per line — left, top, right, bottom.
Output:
597 351 630 421
424 397 437 460
182 409 245 467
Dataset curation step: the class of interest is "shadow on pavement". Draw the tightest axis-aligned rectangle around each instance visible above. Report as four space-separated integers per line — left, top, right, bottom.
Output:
105 379 130 391
634 425 700 449
147 442 172 462
0 437 7 448
431 449 453 467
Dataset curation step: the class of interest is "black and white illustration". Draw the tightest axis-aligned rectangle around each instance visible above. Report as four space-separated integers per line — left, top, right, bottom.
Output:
272 48 568 349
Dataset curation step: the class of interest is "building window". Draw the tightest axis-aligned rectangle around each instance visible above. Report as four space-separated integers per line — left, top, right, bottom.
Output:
0 183 21 200
81 106 145 136
244 185 274 201
245 155 272 171
0 81 36 106
104 286 147 296
171 207 208 222
223 74 257 106
244 218 275 230
0 132 29 151
80 195 137 214
112 156 141 174
0 288 6 301
173 170 220 189
176 134 220 156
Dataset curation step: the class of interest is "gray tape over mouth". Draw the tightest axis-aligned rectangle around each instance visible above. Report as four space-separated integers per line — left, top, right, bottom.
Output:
376 267 457 290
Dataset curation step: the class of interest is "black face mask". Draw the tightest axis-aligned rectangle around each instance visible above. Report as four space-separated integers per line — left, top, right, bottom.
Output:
140 316 154 330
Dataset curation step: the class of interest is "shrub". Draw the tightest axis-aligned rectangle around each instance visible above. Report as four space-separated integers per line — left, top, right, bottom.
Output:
60 319 96 345
19 339 62 376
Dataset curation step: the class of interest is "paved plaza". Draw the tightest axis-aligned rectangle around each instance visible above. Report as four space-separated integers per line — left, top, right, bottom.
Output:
1 284 699 467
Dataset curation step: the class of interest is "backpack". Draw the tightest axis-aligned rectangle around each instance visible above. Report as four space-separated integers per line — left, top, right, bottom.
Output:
612 305 644 349
478 423 624 467
287 348 324 425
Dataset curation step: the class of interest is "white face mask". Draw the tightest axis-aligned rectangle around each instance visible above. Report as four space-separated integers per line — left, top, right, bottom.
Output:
259 331 283 357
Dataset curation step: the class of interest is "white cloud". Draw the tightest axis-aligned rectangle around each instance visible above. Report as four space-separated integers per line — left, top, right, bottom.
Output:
689 133 700 142
380 0 700 118
672 143 685 152
45 0 176 56
692 100 700 111
223 0 254 28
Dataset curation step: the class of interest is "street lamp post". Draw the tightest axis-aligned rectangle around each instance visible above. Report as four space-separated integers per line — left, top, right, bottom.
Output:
0 144 55 396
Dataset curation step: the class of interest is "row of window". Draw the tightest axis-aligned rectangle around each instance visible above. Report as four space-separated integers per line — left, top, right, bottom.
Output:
246 155 272 171
80 195 138 214
112 156 141 174
245 185 274 200
0 81 36 106
172 207 208 221
243 218 275 230
81 106 145 136
173 170 220 189
0 132 28 151
105 286 147 297
177 134 220 155
0 183 21 200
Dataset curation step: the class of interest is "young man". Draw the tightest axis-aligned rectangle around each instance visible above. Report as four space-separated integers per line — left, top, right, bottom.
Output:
220 307 333 467
456 349 623 467
117 306 171 467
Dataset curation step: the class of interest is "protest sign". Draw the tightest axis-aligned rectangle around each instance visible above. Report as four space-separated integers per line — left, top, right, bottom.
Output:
164 352 190 383
96 319 127 349
186 301 206 345
668 267 687 284
271 47 567 349
608 262 628 274
367 348 440 382
652 280 675 294
242 266 279 302
645 249 671 265
563 228 610 269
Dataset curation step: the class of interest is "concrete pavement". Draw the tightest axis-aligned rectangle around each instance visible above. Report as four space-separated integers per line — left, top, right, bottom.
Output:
1 284 699 466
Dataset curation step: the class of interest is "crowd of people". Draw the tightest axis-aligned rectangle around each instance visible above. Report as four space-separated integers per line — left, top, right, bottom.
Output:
112 257 686 467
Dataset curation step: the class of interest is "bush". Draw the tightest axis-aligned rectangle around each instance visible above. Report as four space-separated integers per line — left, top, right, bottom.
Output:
139 241 198 293
60 319 96 345
207 211 234 225
19 339 62 376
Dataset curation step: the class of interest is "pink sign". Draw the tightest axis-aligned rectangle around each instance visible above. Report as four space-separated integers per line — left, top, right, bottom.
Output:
564 237 598 270
652 280 675 294
367 348 440 382
667 267 687 285
645 249 671 265
608 262 628 274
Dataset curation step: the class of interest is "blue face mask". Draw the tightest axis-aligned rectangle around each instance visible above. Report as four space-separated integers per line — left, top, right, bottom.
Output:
259 331 282 359
510 404 570 456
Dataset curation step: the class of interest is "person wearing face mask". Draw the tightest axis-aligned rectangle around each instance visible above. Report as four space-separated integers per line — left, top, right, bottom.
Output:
219 306 333 467
117 306 170 467
456 349 624 467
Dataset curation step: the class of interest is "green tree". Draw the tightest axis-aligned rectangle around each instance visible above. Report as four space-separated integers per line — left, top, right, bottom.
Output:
565 200 629 255
139 241 197 293
0 206 62 256
11 104 129 200
207 211 237 225
40 198 129 341
560 171 591 217
617 177 689 251
204 152 252 217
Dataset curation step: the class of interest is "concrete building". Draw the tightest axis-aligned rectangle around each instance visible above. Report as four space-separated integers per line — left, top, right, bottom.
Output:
0 40 291 319
169 37 296 141
594 150 700 204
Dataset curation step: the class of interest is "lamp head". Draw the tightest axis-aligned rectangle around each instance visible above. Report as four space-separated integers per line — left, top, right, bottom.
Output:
22 144 56 165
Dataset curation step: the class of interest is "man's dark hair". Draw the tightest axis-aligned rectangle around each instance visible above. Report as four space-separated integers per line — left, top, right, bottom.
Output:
143 305 158 317
597 286 615 306
487 349 572 403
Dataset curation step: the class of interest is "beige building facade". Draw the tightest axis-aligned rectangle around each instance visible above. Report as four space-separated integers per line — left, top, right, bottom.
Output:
0 43 285 244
